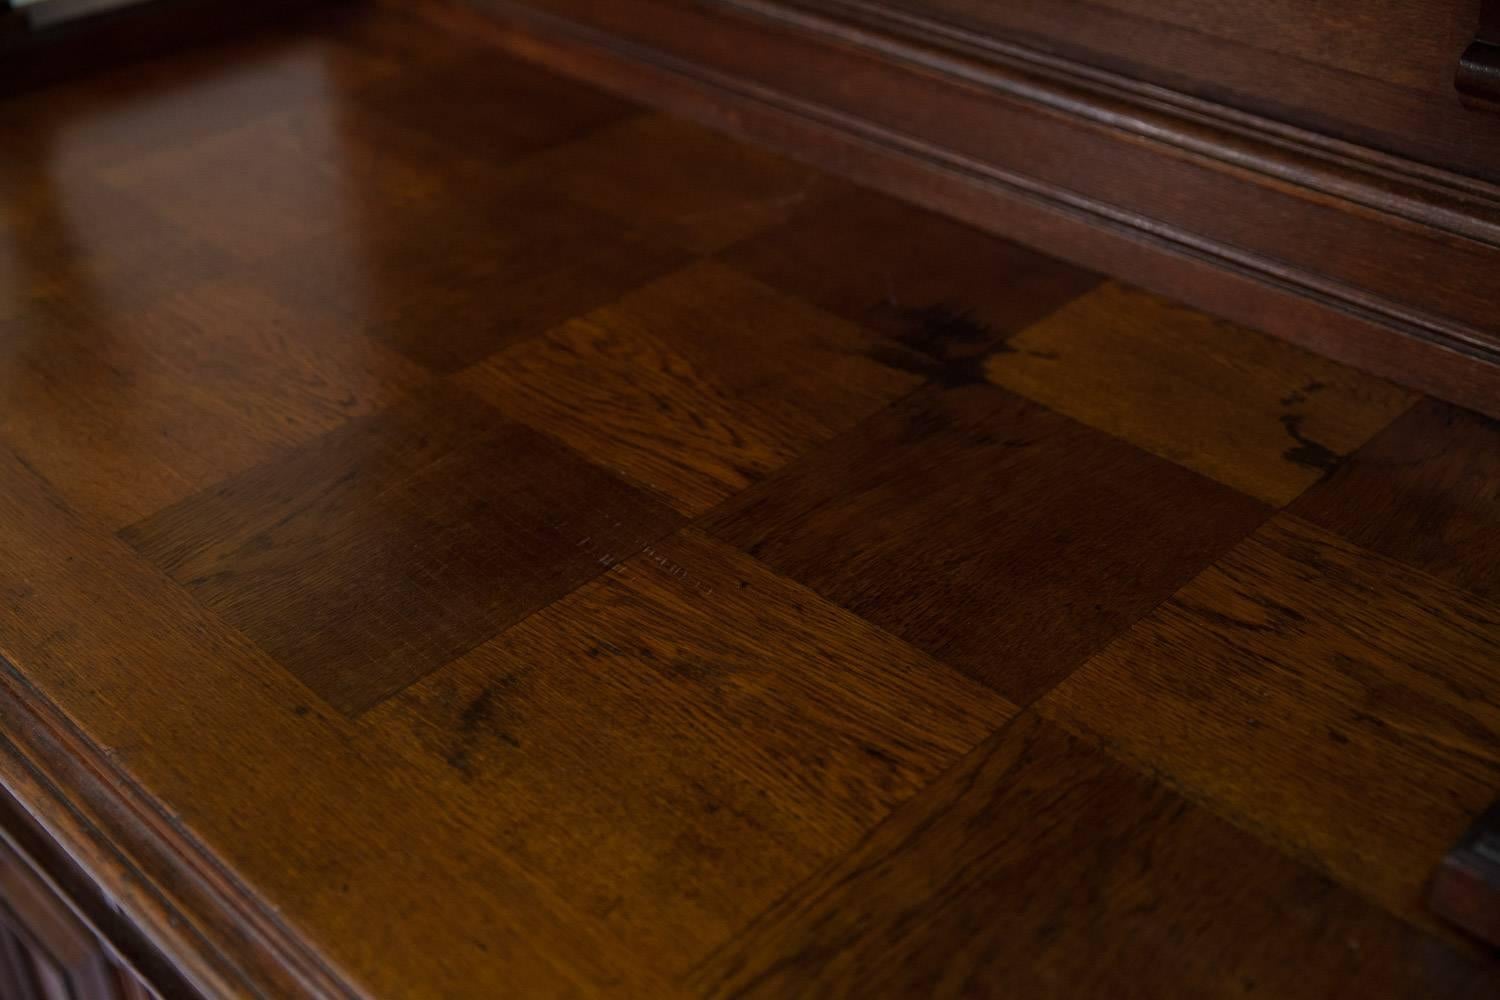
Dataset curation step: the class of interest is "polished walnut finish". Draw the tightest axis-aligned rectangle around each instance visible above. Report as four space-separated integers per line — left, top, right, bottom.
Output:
985 282 1420 507
2 4 1500 997
461 260 921 515
1045 515 1500 932
696 713 1500 1000
439 0 1500 421
122 385 686 715
705 384 1271 705
873 0 1500 175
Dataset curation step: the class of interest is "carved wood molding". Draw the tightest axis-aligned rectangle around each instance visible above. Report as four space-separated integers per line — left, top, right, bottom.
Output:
0 657 360 999
733 0 1500 245
409 0 1500 418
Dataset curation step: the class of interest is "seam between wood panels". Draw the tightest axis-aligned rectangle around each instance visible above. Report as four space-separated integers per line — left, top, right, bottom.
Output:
1033 514 1500 953
677 706 1037 989
1038 705 1483 952
678 376 1276 717
681 699 1488 990
688 503 1500 978
436 0 1500 371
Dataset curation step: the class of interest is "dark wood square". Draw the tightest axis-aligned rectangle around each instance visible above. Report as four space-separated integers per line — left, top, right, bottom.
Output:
353 49 637 170
695 714 1490 999
122 387 682 714
516 114 835 254
246 184 688 373
1292 398 1500 601
706 384 1270 704
2 180 231 323
0 275 428 529
723 187 1103 385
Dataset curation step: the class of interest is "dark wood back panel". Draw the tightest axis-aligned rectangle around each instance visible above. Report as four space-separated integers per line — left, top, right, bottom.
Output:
433 0 1500 416
870 0 1500 182
925 0 1474 90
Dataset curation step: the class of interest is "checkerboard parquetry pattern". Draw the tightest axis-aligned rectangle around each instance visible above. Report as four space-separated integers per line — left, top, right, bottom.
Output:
6 8 1500 994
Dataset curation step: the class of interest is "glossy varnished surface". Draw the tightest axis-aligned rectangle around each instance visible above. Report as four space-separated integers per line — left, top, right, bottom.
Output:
1 6 1499 997
705 384 1270 704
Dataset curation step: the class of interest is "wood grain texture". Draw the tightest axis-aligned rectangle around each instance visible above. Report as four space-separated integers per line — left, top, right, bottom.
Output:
723 185 1104 362
1078 0 1469 91
99 109 401 264
0 446 679 999
122 386 683 715
0 10 394 189
0 171 230 323
0 454 1006 996
4 5 1500 995
1043 515 1500 929
858 0 1497 177
985 282 1420 505
515 113 838 253
706 383 1270 704
461 261 921 514
438 0 1500 417
0 273 429 529
1292 399 1500 602
352 46 638 170
369 528 1013 978
87 94 543 267
237 176 688 374
694 712 1500 1000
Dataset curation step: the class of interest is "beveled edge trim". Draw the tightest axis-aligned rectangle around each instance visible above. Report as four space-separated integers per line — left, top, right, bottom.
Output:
0 657 362 999
427 0 1500 367
728 0 1500 247
396 0 1500 417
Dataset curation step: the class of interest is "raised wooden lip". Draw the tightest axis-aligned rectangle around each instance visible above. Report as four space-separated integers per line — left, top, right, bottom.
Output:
0 5 1496 994
435 0 1500 382
733 0 1500 247
0 656 362 999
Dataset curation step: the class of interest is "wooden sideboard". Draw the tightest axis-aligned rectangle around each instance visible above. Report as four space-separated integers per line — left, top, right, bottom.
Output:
0 845 150 999
0 789 165 999
1 3 1498 996
418 0 1500 418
